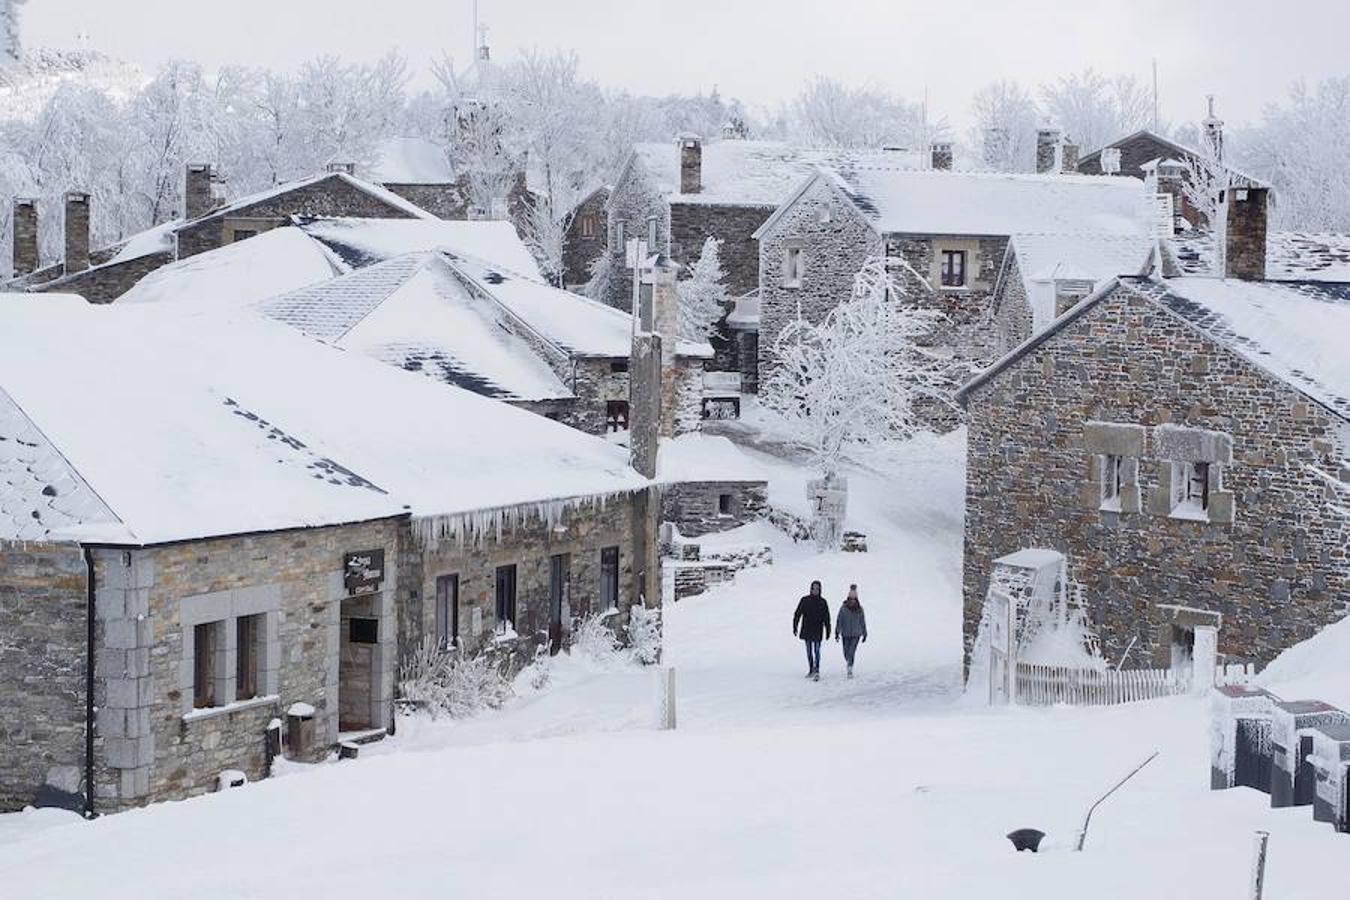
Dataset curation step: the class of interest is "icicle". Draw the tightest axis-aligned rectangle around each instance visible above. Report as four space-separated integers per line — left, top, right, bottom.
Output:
411 490 634 550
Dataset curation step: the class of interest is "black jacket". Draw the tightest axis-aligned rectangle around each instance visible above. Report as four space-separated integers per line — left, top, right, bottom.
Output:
793 594 831 642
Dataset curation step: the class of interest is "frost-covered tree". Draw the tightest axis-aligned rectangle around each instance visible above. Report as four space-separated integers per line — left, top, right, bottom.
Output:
517 192 569 285
1 0 24 63
789 76 932 150
1040 68 1151 154
677 237 728 342
970 80 1040 172
762 257 953 545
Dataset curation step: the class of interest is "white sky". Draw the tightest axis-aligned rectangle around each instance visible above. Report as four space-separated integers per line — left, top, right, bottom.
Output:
21 0 1350 135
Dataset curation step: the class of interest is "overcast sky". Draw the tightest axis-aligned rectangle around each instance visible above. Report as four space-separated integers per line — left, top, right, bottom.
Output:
22 0 1350 134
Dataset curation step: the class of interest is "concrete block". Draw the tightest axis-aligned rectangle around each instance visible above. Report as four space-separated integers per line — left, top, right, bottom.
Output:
1083 420 1145 456
105 678 139 709
94 589 126 621
125 587 150 619
97 707 127 739
105 737 138 769
103 619 139 650
1153 423 1233 464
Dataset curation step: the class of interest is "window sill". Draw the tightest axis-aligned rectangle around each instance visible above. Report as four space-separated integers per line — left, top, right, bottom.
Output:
782 282 802 290
183 694 279 724
938 285 969 292
1098 498 1123 513
1168 502 1211 523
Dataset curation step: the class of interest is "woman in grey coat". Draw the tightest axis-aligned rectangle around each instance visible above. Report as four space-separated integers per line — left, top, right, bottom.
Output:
835 584 868 678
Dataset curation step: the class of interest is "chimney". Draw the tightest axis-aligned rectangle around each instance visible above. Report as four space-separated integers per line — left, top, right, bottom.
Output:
1036 125 1062 174
184 163 216 221
11 198 38 276
679 134 702 195
63 190 90 275
628 328 661 479
1225 186 1268 281
326 162 356 176
1202 95 1224 163
982 126 1009 170
930 141 953 171
1100 147 1122 175
1061 140 1079 174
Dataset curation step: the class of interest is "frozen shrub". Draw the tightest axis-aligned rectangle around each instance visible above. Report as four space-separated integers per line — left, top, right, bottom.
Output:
626 604 663 666
397 636 513 719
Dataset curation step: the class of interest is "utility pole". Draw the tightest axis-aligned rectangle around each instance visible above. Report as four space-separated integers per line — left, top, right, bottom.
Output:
1152 59 1159 131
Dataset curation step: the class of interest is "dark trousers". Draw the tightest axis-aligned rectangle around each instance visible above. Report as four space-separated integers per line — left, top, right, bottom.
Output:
842 636 861 667
804 640 822 672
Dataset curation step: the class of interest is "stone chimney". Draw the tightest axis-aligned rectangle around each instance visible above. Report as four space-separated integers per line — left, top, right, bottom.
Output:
1061 141 1079 174
930 141 953 171
326 162 356 176
628 329 661 479
63 190 90 275
1225 186 1268 281
1100 147 1122 175
1202 95 1224 163
184 163 216 221
1036 125 1062 174
982 127 1009 170
11 198 38 276
679 134 702 195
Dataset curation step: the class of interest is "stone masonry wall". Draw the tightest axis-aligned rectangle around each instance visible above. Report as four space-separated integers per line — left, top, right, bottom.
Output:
601 162 668 310
0 541 89 812
89 518 403 812
570 357 630 436
177 176 420 259
669 202 773 298
991 252 1033 352
962 284 1349 673
563 188 609 289
382 182 470 221
31 251 174 304
662 481 768 537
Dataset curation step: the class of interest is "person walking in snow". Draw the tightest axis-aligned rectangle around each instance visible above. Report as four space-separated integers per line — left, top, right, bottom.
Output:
793 580 831 681
835 584 868 678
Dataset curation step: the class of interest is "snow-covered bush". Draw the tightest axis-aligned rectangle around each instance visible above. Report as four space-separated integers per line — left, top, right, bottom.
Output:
677 237 728 341
571 611 623 666
398 637 513 719
626 604 662 666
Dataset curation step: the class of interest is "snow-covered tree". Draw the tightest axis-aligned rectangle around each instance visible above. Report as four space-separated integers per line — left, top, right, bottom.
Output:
789 76 932 150
762 257 954 546
677 237 728 342
517 192 569 285
970 80 1040 172
1 0 24 63
1040 68 1151 154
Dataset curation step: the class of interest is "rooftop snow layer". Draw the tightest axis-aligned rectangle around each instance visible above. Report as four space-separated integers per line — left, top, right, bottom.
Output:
827 167 1155 237
118 227 340 307
1140 276 1350 421
106 218 181 265
1009 232 1157 331
368 137 456 185
297 217 544 280
1171 231 1350 281
0 299 645 545
262 253 572 402
656 434 766 483
629 140 924 206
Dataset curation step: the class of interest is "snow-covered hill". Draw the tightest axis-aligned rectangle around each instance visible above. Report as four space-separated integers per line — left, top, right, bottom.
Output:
0 47 145 121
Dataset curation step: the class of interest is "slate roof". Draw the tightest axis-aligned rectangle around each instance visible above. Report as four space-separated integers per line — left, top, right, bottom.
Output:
1005 232 1157 331
295 216 544 280
1170 231 1350 281
1078 128 1269 189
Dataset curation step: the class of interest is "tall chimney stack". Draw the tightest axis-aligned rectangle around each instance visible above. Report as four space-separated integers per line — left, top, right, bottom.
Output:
11 198 38 276
1202 95 1224 163
1225 186 1268 281
63 190 90 275
630 255 679 478
931 141 953 171
1061 140 1079 174
1036 125 1062 174
184 163 217 221
679 134 702 195
325 162 356 176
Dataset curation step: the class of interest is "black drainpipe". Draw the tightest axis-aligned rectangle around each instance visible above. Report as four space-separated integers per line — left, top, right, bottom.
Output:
83 547 97 819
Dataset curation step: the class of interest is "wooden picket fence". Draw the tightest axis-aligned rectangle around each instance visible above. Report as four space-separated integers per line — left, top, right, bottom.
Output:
1015 662 1187 706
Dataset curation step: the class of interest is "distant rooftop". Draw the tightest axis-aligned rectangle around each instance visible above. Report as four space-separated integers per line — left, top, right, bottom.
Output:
296 216 544 280
367 137 457 185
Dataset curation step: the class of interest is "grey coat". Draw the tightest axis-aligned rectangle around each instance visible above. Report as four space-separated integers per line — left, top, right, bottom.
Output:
836 603 867 639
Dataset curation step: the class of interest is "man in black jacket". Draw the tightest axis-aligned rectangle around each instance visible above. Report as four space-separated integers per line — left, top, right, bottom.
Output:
793 580 831 680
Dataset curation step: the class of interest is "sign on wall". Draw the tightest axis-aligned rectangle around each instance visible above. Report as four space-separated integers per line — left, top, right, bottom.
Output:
343 549 385 596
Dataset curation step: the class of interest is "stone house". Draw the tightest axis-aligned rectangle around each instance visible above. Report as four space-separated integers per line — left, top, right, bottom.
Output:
956 207 1349 674
0 295 658 814
4 164 435 303
753 165 1159 411
363 136 535 230
562 185 608 291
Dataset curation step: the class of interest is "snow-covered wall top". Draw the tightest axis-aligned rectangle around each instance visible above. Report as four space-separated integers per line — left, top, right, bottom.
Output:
1009 232 1156 329
0 297 646 545
298 217 543 280
367 137 456 185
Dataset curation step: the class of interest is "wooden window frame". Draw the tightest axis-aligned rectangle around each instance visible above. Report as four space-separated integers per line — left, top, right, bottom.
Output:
193 621 218 709
435 574 460 650
495 564 518 632
940 249 967 288
600 546 620 610
235 614 260 701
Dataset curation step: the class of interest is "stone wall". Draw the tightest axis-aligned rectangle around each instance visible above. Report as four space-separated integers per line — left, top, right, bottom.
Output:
1226 188 1268 281
0 541 89 812
382 182 470 221
662 480 768 537
570 357 630 436
669 202 772 298
89 518 403 812
991 252 1032 352
600 162 667 310
30 250 174 304
563 188 608 289
177 176 420 259
962 284 1349 673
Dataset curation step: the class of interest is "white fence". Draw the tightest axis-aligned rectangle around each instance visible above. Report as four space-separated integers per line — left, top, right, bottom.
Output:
1015 660 1259 707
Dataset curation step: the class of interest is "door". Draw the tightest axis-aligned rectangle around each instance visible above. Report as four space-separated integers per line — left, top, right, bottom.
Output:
1295 735 1316 806
549 554 569 654
1235 719 1272 793
339 597 378 731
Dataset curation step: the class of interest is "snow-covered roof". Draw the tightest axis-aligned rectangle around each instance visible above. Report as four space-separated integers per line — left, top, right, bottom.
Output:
817 167 1156 238
1079 129 1269 189
1008 232 1157 332
118 227 340 307
726 289 760 330
1170 231 1350 282
261 253 572 402
105 218 181 266
0 298 646 545
176 172 436 229
367 137 456 185
296 217 544 280
624 140 924 207
656 434 766 484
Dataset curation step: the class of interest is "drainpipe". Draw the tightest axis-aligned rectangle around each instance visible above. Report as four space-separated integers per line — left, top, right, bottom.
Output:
82 547 97 819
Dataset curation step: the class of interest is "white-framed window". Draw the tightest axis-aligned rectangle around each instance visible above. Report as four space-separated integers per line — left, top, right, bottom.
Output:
1170 460 1212 519
614 220 626 248
1098 454 1125 511
783 247 804 288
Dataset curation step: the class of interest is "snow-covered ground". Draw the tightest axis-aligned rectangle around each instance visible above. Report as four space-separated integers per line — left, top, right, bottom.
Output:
0 428 1345 899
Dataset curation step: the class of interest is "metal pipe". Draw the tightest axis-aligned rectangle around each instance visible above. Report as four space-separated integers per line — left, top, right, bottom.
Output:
1249 831 1270 900
1075 750 1159 851
82 547 97 819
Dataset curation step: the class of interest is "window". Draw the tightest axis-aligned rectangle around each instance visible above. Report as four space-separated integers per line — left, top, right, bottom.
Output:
549 554 568 625
193 622 218 709
1170 460 1212 518
495 564 518 632
606 400 629 432
580 215 596 238
235 614 261 701
610 359 629 374
231 228 257 243
718 493 734 516
614 220 626 248
600 546 620 610
783 247 804 288
435 574 459 649
349 617 379 644
1099 454 1124 510
940 249 967 288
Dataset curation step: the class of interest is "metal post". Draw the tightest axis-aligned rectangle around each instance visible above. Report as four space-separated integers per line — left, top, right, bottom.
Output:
1075 751 1160 851
1249 831 1269 900
660 666 677 730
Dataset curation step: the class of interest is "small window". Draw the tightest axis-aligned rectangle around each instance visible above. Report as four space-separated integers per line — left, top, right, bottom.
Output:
235 614 261 701
349 617 379 644
193 622 218 709
600 546 620 610
614 220 626 248
1170 461 1212 517
718 493 734 516
610 359 629 374
231 228 258 243
940 249 967 288
435 574 459 649
580 215 596 238
606 400 629 432
1099 454 1124 510
495 564 517 632
783 247 804 287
